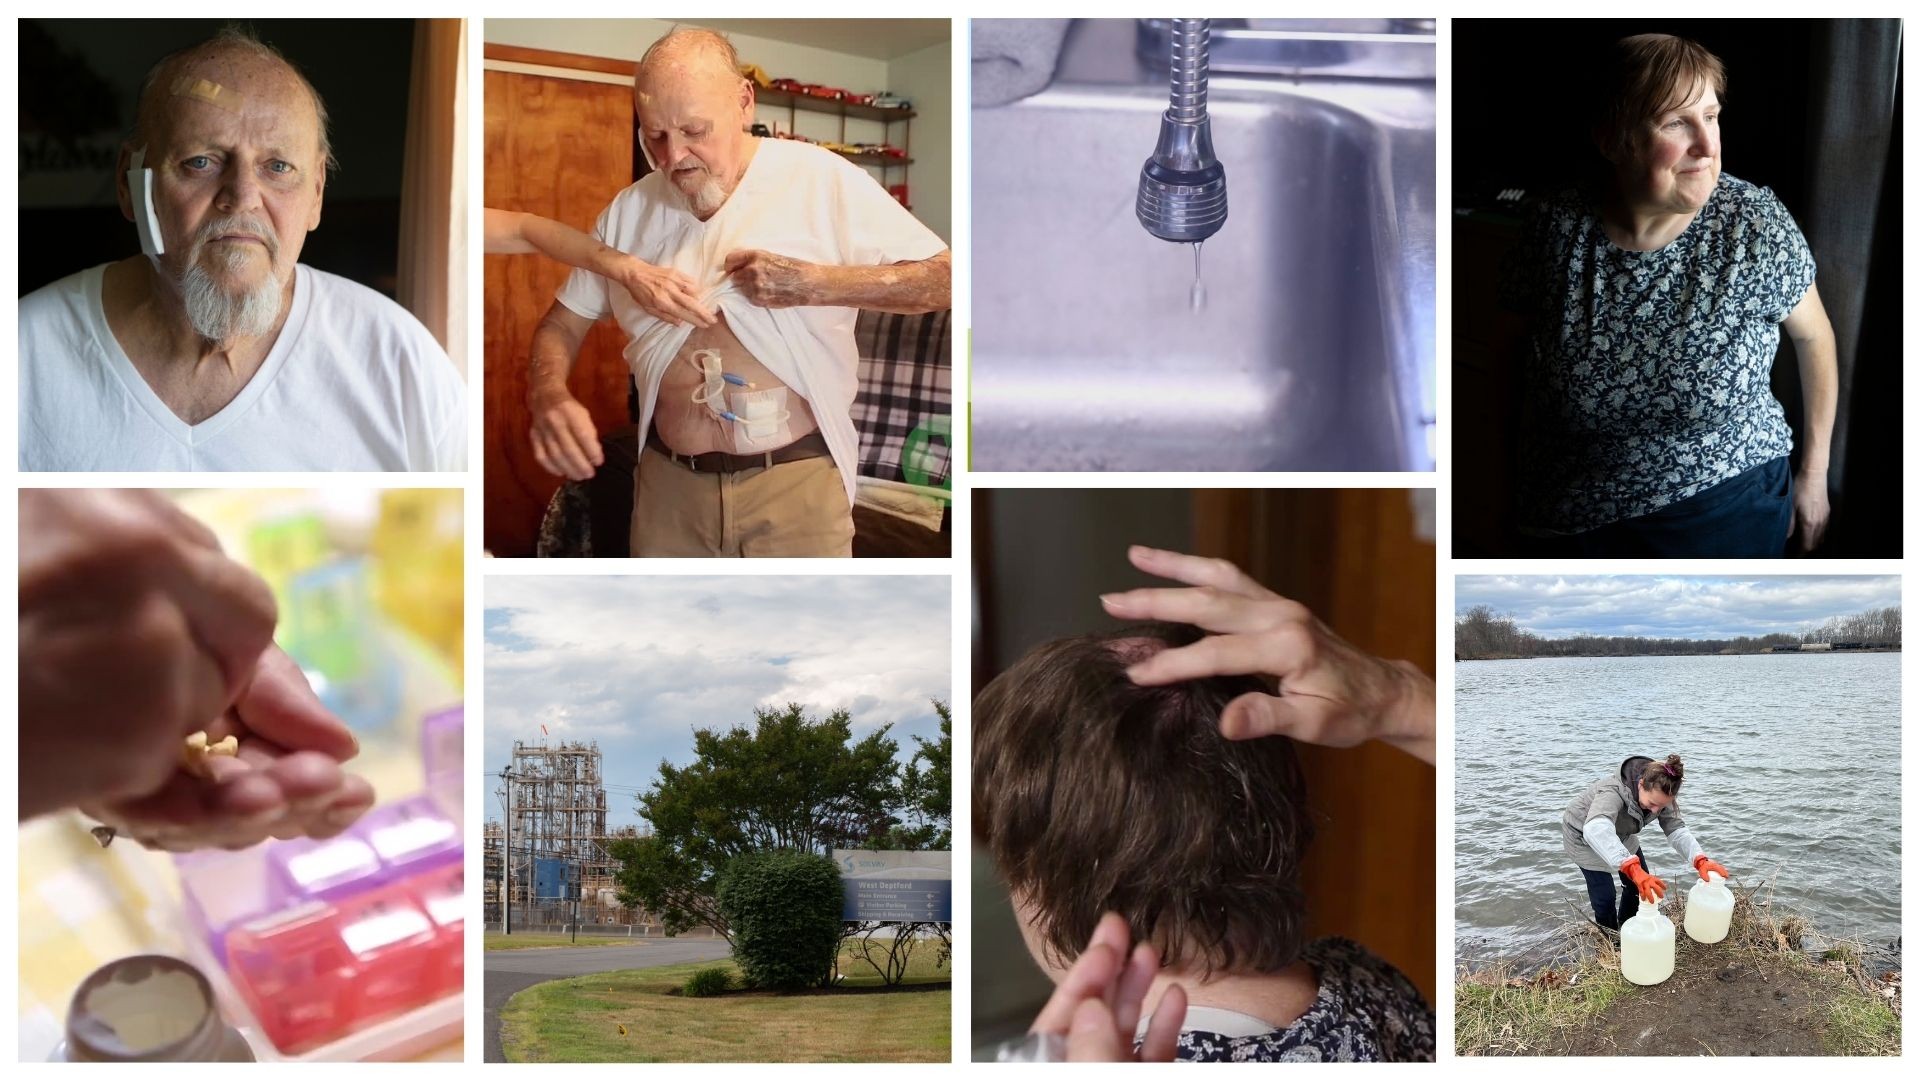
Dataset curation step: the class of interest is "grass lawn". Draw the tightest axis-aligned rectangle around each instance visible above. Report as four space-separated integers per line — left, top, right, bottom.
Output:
499 941 953 1062
485 932 644 951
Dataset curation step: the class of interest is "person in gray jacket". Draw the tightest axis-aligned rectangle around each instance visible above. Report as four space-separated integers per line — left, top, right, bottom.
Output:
1561 754 1731 931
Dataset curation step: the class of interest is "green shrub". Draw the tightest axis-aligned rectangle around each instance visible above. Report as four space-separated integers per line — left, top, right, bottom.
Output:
716 850 844 991
680 967 733 998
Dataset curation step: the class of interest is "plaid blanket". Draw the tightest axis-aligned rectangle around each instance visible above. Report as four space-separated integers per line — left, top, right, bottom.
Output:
852 309 952 488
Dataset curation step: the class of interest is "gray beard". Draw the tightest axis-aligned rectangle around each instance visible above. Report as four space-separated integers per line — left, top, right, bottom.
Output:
179 246 283 341
674 168 731 216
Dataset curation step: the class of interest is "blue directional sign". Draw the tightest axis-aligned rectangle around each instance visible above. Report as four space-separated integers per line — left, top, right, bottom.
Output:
842 877 952 922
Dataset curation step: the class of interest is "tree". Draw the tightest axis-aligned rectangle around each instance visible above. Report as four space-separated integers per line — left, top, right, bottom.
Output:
876 699 951 852
612 703 901 939
851 700 955 984
608 832 723 941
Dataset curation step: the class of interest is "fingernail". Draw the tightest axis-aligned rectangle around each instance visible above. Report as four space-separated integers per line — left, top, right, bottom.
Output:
1099 593 1123 607
324 806 364 829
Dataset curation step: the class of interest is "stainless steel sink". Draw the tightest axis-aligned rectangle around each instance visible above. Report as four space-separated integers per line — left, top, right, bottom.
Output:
971 20 1434 472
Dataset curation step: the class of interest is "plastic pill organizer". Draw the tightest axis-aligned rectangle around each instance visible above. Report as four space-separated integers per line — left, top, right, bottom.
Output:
171 705 466 1060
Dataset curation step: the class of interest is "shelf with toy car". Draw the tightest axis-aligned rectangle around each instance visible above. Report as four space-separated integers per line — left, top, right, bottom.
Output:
758 84 915 122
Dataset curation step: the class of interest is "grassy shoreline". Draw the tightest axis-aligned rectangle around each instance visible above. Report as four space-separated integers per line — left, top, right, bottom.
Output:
1456 893 1899 1056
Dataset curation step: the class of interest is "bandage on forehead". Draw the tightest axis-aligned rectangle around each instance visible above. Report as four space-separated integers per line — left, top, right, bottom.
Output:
170 74 242 112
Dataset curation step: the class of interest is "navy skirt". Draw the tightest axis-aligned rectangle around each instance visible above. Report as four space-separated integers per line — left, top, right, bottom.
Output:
1528 457 1792 557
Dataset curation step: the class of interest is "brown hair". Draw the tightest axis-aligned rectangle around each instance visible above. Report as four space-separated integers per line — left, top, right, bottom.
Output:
973 622 1314 977
1594 34 1727 159
1640 754 1685 795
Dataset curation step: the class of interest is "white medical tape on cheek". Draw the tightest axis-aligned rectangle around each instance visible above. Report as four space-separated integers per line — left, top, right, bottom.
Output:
127 148 165 257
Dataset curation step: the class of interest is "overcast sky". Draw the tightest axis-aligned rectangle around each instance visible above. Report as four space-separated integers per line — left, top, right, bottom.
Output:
485 575 950 830
1457 576 1901 640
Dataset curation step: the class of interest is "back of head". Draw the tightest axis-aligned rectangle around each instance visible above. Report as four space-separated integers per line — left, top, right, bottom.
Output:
974 622 1314 977
1592 33 1726 159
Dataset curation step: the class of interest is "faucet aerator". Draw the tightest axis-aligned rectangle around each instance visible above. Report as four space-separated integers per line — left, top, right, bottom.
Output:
1136 17 1228 244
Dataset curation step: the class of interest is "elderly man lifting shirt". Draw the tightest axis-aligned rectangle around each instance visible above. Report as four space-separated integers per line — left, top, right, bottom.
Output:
526 27 951 558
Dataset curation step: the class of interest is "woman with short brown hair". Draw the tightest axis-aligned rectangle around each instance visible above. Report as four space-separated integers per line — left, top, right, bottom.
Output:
976 620 1434 1062
1505 34 1838 556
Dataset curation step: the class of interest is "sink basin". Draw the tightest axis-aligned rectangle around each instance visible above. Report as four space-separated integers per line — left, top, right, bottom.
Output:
971 32 1434 472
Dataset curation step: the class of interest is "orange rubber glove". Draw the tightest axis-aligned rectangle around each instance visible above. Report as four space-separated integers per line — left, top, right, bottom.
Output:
1621 858 1666 904
1693 854 1729 882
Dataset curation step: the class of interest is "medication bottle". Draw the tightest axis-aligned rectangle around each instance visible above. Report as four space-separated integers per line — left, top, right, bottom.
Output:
55 955 253 1061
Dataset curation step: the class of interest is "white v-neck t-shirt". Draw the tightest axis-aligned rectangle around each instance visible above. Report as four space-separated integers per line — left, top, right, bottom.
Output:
555 138 947 503
19 263 467 472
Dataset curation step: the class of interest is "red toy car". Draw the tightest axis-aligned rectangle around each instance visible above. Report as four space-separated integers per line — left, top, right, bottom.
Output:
770 78 805 93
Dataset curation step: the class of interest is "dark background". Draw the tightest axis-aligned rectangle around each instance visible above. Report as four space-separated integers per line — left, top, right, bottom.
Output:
18 19 414 298
1455 19 1815 213
1453 19 1902 557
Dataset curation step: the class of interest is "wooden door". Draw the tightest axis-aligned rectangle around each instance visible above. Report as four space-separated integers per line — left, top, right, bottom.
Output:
483 63 635 557
1193 489 1439 1004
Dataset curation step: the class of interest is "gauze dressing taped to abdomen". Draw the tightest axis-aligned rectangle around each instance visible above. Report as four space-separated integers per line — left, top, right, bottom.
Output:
724 385 792 453
685 348 791 452
128 148 164 257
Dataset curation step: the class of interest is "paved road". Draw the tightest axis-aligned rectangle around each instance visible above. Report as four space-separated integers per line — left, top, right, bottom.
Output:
484 938 731 1062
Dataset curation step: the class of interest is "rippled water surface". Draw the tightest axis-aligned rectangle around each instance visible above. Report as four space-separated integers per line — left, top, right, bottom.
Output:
1455 654 1900 960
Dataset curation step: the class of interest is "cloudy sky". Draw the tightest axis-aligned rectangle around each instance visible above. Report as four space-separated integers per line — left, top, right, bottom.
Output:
485 575 950 830
1457 576 1901 639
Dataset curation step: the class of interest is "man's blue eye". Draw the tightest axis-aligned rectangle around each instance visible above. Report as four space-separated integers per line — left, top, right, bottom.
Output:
184 156 212 169
268 161 294 174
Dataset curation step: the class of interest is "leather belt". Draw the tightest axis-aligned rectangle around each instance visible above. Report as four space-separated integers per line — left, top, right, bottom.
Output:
645 427 829 474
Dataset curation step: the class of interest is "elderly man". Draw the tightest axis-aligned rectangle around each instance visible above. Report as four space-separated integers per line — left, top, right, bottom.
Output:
18 29 466 472
528 27 950 557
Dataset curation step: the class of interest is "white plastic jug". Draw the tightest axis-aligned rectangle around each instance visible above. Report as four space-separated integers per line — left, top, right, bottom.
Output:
1620 904 1675 985
1685 871 1734 944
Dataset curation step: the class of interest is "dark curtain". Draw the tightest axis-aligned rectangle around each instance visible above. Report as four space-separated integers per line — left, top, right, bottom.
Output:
1779 19 1901 554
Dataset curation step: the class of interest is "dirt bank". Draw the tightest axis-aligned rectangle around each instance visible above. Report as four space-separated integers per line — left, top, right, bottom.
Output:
1457 888 1900 1056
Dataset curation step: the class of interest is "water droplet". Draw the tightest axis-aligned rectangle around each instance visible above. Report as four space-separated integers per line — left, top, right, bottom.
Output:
1188 241 1206 312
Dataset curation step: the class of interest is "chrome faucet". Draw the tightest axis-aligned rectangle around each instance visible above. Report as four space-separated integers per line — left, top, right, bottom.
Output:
1135 17 1227 243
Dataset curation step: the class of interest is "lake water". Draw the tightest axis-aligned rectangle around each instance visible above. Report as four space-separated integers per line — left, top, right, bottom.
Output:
1455 653 1900 963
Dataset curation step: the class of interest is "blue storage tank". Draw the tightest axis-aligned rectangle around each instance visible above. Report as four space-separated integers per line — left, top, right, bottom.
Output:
534 858 570 899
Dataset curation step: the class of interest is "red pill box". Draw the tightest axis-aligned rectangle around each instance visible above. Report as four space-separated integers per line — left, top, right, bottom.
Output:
223 874 455 1054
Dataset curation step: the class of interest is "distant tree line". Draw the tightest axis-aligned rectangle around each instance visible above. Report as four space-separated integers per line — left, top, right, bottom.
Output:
1455 605 1902 660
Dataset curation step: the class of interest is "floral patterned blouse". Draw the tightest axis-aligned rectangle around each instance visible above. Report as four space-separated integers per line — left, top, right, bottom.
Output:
1167 937 1435 1062
1503 174 1816 533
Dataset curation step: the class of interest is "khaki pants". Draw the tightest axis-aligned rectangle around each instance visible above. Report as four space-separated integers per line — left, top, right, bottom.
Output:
629 445 853 557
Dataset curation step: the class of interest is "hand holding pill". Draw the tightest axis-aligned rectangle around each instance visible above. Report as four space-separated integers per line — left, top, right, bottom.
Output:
20 490 375 849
